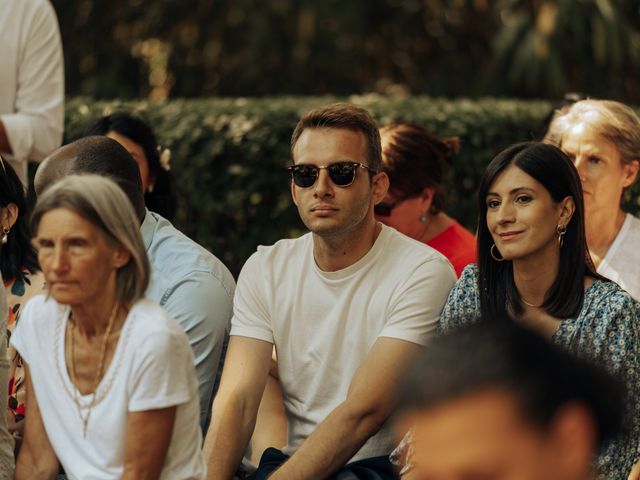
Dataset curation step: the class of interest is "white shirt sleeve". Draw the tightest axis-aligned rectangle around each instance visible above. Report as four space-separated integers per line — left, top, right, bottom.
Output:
229 251 275 344
128 328 196 412
0 0 64 164
380 256 457 346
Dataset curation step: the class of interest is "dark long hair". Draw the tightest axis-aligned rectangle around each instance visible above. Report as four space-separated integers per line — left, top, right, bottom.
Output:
0 157 38 281
84 113 178 219
477 142 600 320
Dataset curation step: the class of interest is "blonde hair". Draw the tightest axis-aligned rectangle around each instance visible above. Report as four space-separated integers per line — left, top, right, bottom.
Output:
544 99 640 167
32 174 150 305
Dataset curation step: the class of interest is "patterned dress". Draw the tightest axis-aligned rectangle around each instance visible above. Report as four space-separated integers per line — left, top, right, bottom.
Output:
5 270 45 434
438 264 640 479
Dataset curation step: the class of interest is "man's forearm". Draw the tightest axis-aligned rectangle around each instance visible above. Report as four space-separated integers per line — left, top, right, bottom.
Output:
270 401 386 480
0 121 12 154
204 397 257 480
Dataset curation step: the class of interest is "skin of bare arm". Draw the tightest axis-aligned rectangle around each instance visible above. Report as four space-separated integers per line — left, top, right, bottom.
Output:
14 365 59 480
121 406 177 480
203 336 273 479
270 337 421 480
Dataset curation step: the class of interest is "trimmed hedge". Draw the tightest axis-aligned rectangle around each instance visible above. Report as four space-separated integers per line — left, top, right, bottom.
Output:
64 96 640 277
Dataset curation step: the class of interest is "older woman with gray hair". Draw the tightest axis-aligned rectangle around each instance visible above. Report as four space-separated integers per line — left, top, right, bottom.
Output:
12 175 205 479
545 99 640 299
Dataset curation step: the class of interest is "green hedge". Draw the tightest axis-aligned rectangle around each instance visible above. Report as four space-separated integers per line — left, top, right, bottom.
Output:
64 96 640 277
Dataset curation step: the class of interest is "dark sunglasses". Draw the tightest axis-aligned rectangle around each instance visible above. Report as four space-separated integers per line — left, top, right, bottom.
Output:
374 197 410 217
287 162 374 188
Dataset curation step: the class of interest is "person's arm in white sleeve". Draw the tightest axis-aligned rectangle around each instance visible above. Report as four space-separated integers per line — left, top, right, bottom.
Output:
0 0 64 162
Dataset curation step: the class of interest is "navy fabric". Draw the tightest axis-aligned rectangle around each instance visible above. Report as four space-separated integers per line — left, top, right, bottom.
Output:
248 447 398 480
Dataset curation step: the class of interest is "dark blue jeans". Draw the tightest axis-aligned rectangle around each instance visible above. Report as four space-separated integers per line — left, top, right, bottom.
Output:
248 447 398 480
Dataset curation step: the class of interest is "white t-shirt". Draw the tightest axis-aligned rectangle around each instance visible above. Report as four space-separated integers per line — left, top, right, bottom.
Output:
11 295 206 480
231 224 456 462
0 0 64 184
598 213 640 301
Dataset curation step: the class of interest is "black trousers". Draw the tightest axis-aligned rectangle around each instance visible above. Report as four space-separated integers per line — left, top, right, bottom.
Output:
248 447 399 480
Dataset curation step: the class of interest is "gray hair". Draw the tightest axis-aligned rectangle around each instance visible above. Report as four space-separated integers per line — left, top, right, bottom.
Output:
544 99 640 167
32 174 150 305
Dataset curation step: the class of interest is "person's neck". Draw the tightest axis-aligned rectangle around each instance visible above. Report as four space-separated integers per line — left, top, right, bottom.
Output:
418 211 453 243
585 208 626 266
313 219 381 272
70 294 118 340
511 247 560 306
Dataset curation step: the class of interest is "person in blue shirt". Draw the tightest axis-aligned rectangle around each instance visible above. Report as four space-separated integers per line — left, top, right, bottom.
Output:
34 136 235 432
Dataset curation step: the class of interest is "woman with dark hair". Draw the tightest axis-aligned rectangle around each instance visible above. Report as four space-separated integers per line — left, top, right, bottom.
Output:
437 142 639 478
0 156 45 442
374 123 475 276
84 112 178 220
392 142 639 479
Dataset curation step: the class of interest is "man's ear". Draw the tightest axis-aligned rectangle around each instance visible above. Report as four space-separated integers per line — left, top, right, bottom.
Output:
622 159 640 189
371 172 389 205
290 179 299 207
548 403 596 478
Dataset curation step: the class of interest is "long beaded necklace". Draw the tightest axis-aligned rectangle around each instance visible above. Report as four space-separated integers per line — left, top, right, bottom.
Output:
67 302 119 438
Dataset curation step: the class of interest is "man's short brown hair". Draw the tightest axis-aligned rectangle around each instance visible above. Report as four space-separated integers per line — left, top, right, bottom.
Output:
291 103 382 172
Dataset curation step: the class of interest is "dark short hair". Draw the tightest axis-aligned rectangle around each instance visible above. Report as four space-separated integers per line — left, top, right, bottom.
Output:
62 136 146 221
84 113 178 219
291 103 382 173
400 321 624 449
380 122 459 213
0 156 38 280
477 142 600 319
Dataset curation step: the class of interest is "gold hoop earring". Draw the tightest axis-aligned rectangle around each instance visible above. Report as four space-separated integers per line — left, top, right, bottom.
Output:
557 224 567 248
490 244 504 262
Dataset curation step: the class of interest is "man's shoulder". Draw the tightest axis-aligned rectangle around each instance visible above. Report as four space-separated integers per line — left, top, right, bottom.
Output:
144 211 232 276
250 233 312 265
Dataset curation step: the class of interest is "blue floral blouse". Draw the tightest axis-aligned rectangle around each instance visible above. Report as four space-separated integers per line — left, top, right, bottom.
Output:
438 264 640 479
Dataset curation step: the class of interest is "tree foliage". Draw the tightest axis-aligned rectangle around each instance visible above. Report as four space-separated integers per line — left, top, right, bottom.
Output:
52 0 640 101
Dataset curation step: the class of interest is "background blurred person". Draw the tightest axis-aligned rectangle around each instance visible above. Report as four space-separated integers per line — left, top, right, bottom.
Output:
435 142 639 478
0 0 64 186
0 156 45 445
375 123 476 276
544 99 640 299
13 175 205 479
397 321 624 480
85 112 178 220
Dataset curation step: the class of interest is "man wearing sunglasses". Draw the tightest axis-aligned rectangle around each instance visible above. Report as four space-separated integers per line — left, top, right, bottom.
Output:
204 103 456 479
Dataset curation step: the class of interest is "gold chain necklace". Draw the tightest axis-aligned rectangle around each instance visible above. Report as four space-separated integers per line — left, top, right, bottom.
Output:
519 296 543 308
67 302 119 438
